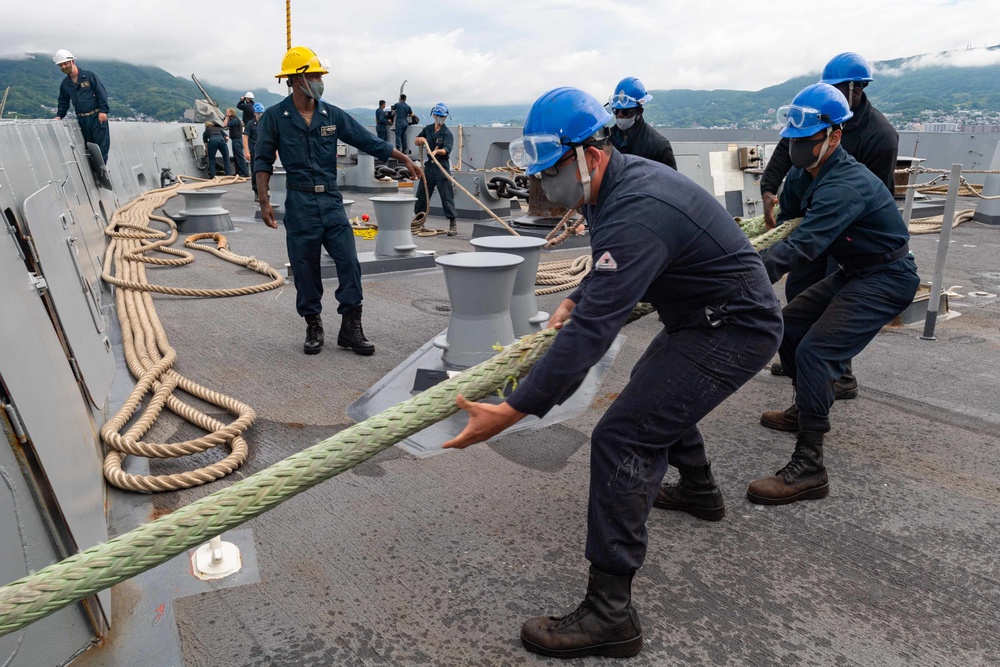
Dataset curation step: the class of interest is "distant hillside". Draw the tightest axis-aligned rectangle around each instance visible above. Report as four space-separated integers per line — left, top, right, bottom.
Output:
3 47 999 128
0 54 284 121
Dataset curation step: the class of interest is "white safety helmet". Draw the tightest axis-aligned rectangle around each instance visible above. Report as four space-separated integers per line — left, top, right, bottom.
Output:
245 91 254 99
53 49 75 65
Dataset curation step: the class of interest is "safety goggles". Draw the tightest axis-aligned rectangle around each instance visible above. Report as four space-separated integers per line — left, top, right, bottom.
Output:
777 104 831 130
608 92 641 110
509 133 569 172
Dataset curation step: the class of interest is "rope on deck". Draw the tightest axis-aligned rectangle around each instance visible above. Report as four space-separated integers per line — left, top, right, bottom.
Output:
0 327 558 638
100 176 285 493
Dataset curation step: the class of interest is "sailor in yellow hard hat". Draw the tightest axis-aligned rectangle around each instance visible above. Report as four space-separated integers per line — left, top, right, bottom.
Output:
255 47 423 356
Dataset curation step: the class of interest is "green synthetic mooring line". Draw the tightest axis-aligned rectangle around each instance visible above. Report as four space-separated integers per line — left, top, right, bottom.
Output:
0 328 558 637
0 217 800 637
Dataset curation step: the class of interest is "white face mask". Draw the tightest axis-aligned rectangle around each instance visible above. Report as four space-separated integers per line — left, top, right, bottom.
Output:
433 115 446 126
615 116 636 131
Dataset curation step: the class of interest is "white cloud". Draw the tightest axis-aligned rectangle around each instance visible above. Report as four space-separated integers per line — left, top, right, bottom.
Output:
1 0 996 110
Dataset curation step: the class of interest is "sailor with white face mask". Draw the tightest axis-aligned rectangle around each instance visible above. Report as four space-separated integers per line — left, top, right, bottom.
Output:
445 86 782 660
607 76 676 170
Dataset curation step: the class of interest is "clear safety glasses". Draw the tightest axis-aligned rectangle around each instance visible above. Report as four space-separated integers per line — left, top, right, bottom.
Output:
777 104 830 129
509 133 568 172
608 92 640 109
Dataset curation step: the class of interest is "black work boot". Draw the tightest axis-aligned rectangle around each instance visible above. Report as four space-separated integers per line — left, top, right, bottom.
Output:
746 431 829 505
653 462 726 521
520 566 643 659
303 314 323 355
447 218 458 236
337 306 375 356
770 362 786 376
834 361 858 400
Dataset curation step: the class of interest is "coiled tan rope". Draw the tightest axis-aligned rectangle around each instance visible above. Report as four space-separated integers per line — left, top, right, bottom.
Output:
101 176 285 492
909 208 975 235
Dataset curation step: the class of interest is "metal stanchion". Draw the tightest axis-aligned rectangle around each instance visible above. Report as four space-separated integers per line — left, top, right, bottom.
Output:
901 167 919 226
920 163 963 341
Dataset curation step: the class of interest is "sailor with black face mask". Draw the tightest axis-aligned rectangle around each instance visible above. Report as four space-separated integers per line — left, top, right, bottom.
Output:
760 52 898 397
748 83 918 506
443 87 782 660
606 77 676 170
255 46 423 357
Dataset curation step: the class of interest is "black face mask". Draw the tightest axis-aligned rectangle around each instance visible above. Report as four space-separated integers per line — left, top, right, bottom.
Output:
789 130 831 170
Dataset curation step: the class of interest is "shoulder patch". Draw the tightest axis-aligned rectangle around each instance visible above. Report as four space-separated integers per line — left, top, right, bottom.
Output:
595 251 618 271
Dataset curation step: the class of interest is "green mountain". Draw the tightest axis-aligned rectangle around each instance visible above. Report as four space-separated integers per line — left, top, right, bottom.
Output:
3 47 999 128
0 53 284 121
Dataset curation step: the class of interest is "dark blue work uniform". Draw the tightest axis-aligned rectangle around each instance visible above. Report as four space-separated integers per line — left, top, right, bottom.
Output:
506 149 783 575
245 117 259 194
202 124 231 177
375 106 390 142
413 123 456 220
227 117 249 177
255 95 394 317
391 100 413 153
761 147 918 433
57 67 110 163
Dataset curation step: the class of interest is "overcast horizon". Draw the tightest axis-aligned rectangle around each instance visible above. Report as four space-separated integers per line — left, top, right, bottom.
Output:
3 0 999 111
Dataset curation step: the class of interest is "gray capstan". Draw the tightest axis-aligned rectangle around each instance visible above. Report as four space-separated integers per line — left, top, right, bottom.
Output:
433 251 523 368
470 235 549 336
167 189 234 233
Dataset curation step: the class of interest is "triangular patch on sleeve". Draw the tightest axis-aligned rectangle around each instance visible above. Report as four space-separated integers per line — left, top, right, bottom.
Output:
595 251 618 271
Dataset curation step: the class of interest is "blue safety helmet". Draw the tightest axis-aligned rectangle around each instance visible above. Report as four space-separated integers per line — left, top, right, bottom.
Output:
252 103 265 114
509 87 612 176
608 76 652 109
431 103 449 117
820 52 874 85
777 83 853 139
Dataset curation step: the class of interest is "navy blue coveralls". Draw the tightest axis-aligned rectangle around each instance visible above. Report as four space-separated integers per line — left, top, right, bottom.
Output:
245 117 259 194
506 150 783 575
227 117 249 177
255 95 394 317
375 107 390 142
203 124 231 177
392 100 413 153
761 147 918 433
413 123 456 220
57 67 110 163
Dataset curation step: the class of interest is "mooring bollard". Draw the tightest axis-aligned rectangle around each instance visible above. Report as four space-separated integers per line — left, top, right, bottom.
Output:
470 236 549 335
371 196 418 257
173 189 234 232
433 252 523 368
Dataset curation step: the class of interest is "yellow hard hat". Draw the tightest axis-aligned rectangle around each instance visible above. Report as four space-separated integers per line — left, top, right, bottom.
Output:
275 46 329 79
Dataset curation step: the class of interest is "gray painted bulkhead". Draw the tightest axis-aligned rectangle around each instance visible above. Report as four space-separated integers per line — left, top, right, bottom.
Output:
0 119 203 666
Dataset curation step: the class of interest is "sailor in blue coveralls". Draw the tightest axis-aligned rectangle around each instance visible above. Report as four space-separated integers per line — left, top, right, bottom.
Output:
444 88 783 660
413 103 458 235
53 49 110 163
747 83 919 506
255 46 423 356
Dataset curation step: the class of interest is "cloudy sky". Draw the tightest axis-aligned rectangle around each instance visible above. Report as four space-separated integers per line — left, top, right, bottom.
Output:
3 0 998 110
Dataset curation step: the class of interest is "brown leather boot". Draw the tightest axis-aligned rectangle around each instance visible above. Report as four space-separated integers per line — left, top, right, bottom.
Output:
447 218 458 236
760 404 799 431
520 566 643 659
653 462 725 521
746 431 829 505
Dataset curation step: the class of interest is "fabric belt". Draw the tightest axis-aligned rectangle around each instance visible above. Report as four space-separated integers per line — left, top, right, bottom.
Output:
286 182 338 193
77 110 99 117
838 243 910 271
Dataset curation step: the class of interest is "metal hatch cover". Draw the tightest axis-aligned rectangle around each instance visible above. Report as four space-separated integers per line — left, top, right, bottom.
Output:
23 184 115 408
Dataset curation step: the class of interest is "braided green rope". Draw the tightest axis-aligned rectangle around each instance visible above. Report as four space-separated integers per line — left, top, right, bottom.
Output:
0 214 804 637
0 328 557 637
